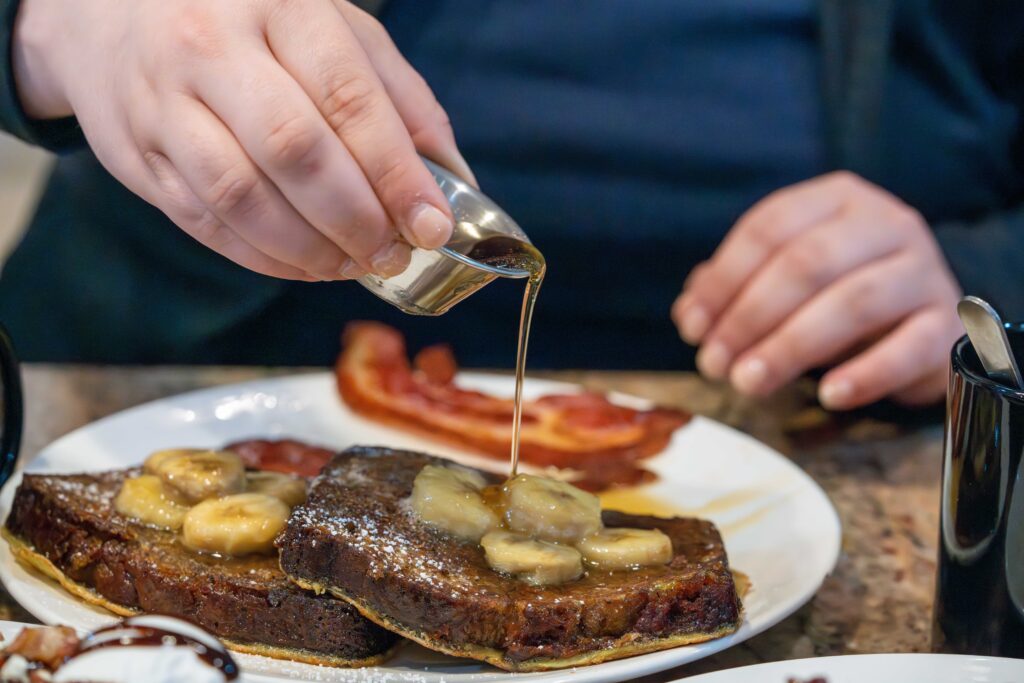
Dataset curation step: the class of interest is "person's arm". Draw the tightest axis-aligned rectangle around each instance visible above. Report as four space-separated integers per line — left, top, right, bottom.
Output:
0 0 82 151
933 208 1024 322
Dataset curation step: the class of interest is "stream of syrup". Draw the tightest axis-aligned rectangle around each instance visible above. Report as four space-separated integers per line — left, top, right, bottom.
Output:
510 267 545 477
465 236 546 478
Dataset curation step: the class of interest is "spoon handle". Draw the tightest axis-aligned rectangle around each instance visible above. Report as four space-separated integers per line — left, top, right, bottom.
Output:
956 296 1024 389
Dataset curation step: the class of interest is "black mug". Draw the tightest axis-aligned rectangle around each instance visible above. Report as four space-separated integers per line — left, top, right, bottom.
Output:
0 327 19 491
932 329 1024 656
0 325 21 489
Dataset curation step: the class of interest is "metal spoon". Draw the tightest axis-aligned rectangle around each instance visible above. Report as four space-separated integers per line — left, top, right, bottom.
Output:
956 296 1024 389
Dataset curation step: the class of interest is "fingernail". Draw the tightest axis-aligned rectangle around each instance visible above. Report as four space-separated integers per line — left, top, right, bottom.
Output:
681 306 710 344
696 341 732 380
339 259 367 280
731 357 768 395
370 242 412 278
408 204 453 249
819 378 853 409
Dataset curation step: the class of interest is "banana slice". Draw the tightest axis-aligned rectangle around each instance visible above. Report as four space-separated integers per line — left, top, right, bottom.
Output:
410 464 497 541
146 450 245 504
181 493 289 557
245 471 306 507
503 474 603 543
481 531 583 586
114 475 191 530
142 448 200 476
575 527 673 570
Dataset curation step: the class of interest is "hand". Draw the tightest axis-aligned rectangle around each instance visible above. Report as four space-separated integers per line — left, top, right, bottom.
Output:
11 0 475 281
671 171 963 410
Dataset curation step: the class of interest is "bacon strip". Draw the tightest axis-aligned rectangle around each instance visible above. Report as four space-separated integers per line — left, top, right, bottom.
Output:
225 439 335 478
335 322 690 472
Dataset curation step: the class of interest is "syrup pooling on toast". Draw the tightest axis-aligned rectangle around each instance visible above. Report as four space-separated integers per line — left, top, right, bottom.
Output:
410 465 672 585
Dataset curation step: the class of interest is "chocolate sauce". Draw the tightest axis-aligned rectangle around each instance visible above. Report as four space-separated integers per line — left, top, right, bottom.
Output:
81 617 239 679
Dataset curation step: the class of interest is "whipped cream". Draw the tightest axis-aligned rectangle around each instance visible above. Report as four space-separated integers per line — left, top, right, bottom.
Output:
0 655 36 682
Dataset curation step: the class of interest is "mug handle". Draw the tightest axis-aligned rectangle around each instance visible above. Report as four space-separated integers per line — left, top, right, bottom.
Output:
0 325 22 488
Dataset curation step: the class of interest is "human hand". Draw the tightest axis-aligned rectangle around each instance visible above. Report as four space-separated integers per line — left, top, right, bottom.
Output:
671 172 963 410
12 0 475 281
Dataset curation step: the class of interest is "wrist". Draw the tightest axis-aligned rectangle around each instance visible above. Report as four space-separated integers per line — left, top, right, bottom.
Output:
11 0 71 119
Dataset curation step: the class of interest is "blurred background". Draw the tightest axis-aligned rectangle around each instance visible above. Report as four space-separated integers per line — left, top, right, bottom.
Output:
0 136 49 264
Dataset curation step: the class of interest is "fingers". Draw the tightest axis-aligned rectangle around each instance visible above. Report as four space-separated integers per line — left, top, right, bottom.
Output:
671 262 709 329
723 252 934 396
335 2 476 186
695 214 906 376
263 0 455 249
675 172 854 343
144 157 320 281
190 50 411 276
140 95 359 279
817 308 957 409
671 170 960 409
890 369 950 406
75 102 319 281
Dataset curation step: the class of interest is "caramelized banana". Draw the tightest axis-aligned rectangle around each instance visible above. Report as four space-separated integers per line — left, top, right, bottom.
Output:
481 531 583 586
181 493 289 556
114 475 191 530
410 464 497 541
503 474 602 543
147 450 245 503
142 448 198 476
576 527 673 570
245 471 306 507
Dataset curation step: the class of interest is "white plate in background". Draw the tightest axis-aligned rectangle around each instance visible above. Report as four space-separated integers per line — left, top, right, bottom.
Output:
678 653 1024 683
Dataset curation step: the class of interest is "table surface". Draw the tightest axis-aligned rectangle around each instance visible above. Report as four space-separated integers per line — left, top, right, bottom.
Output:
0 364 944 679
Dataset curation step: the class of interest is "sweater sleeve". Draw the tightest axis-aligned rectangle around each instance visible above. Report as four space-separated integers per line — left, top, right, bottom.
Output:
934 209 1024 321
0 0 84 152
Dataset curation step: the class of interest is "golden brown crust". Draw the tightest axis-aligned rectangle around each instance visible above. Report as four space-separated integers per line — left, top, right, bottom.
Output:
3 528 392 669
289 575 740 673
3 528 139 618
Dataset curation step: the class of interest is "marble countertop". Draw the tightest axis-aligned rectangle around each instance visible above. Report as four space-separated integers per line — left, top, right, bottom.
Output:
0 364 944 678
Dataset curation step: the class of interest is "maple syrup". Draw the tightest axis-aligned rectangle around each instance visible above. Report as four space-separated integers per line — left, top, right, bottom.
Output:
512 256 544 478
466 237 546 479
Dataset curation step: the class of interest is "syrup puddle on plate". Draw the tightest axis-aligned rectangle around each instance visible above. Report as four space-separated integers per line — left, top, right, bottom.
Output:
598 485 780 521
598 486 779 601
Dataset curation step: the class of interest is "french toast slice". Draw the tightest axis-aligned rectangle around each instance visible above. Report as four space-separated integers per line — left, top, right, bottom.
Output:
279 447 742 671
3 469 398 666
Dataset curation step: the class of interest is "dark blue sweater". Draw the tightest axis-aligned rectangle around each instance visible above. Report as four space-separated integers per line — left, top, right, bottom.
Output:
1 0 1023 369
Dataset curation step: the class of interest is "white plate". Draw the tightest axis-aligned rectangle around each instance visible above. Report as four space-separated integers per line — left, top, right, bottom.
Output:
679 653 1024 682
0 372 841 683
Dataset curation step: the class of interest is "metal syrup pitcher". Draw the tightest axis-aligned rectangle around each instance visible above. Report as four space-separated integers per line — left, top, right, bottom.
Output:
357 158 540 316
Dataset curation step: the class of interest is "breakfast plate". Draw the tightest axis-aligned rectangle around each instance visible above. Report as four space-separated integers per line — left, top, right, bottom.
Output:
678 653 1024 682
0 372 841 683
